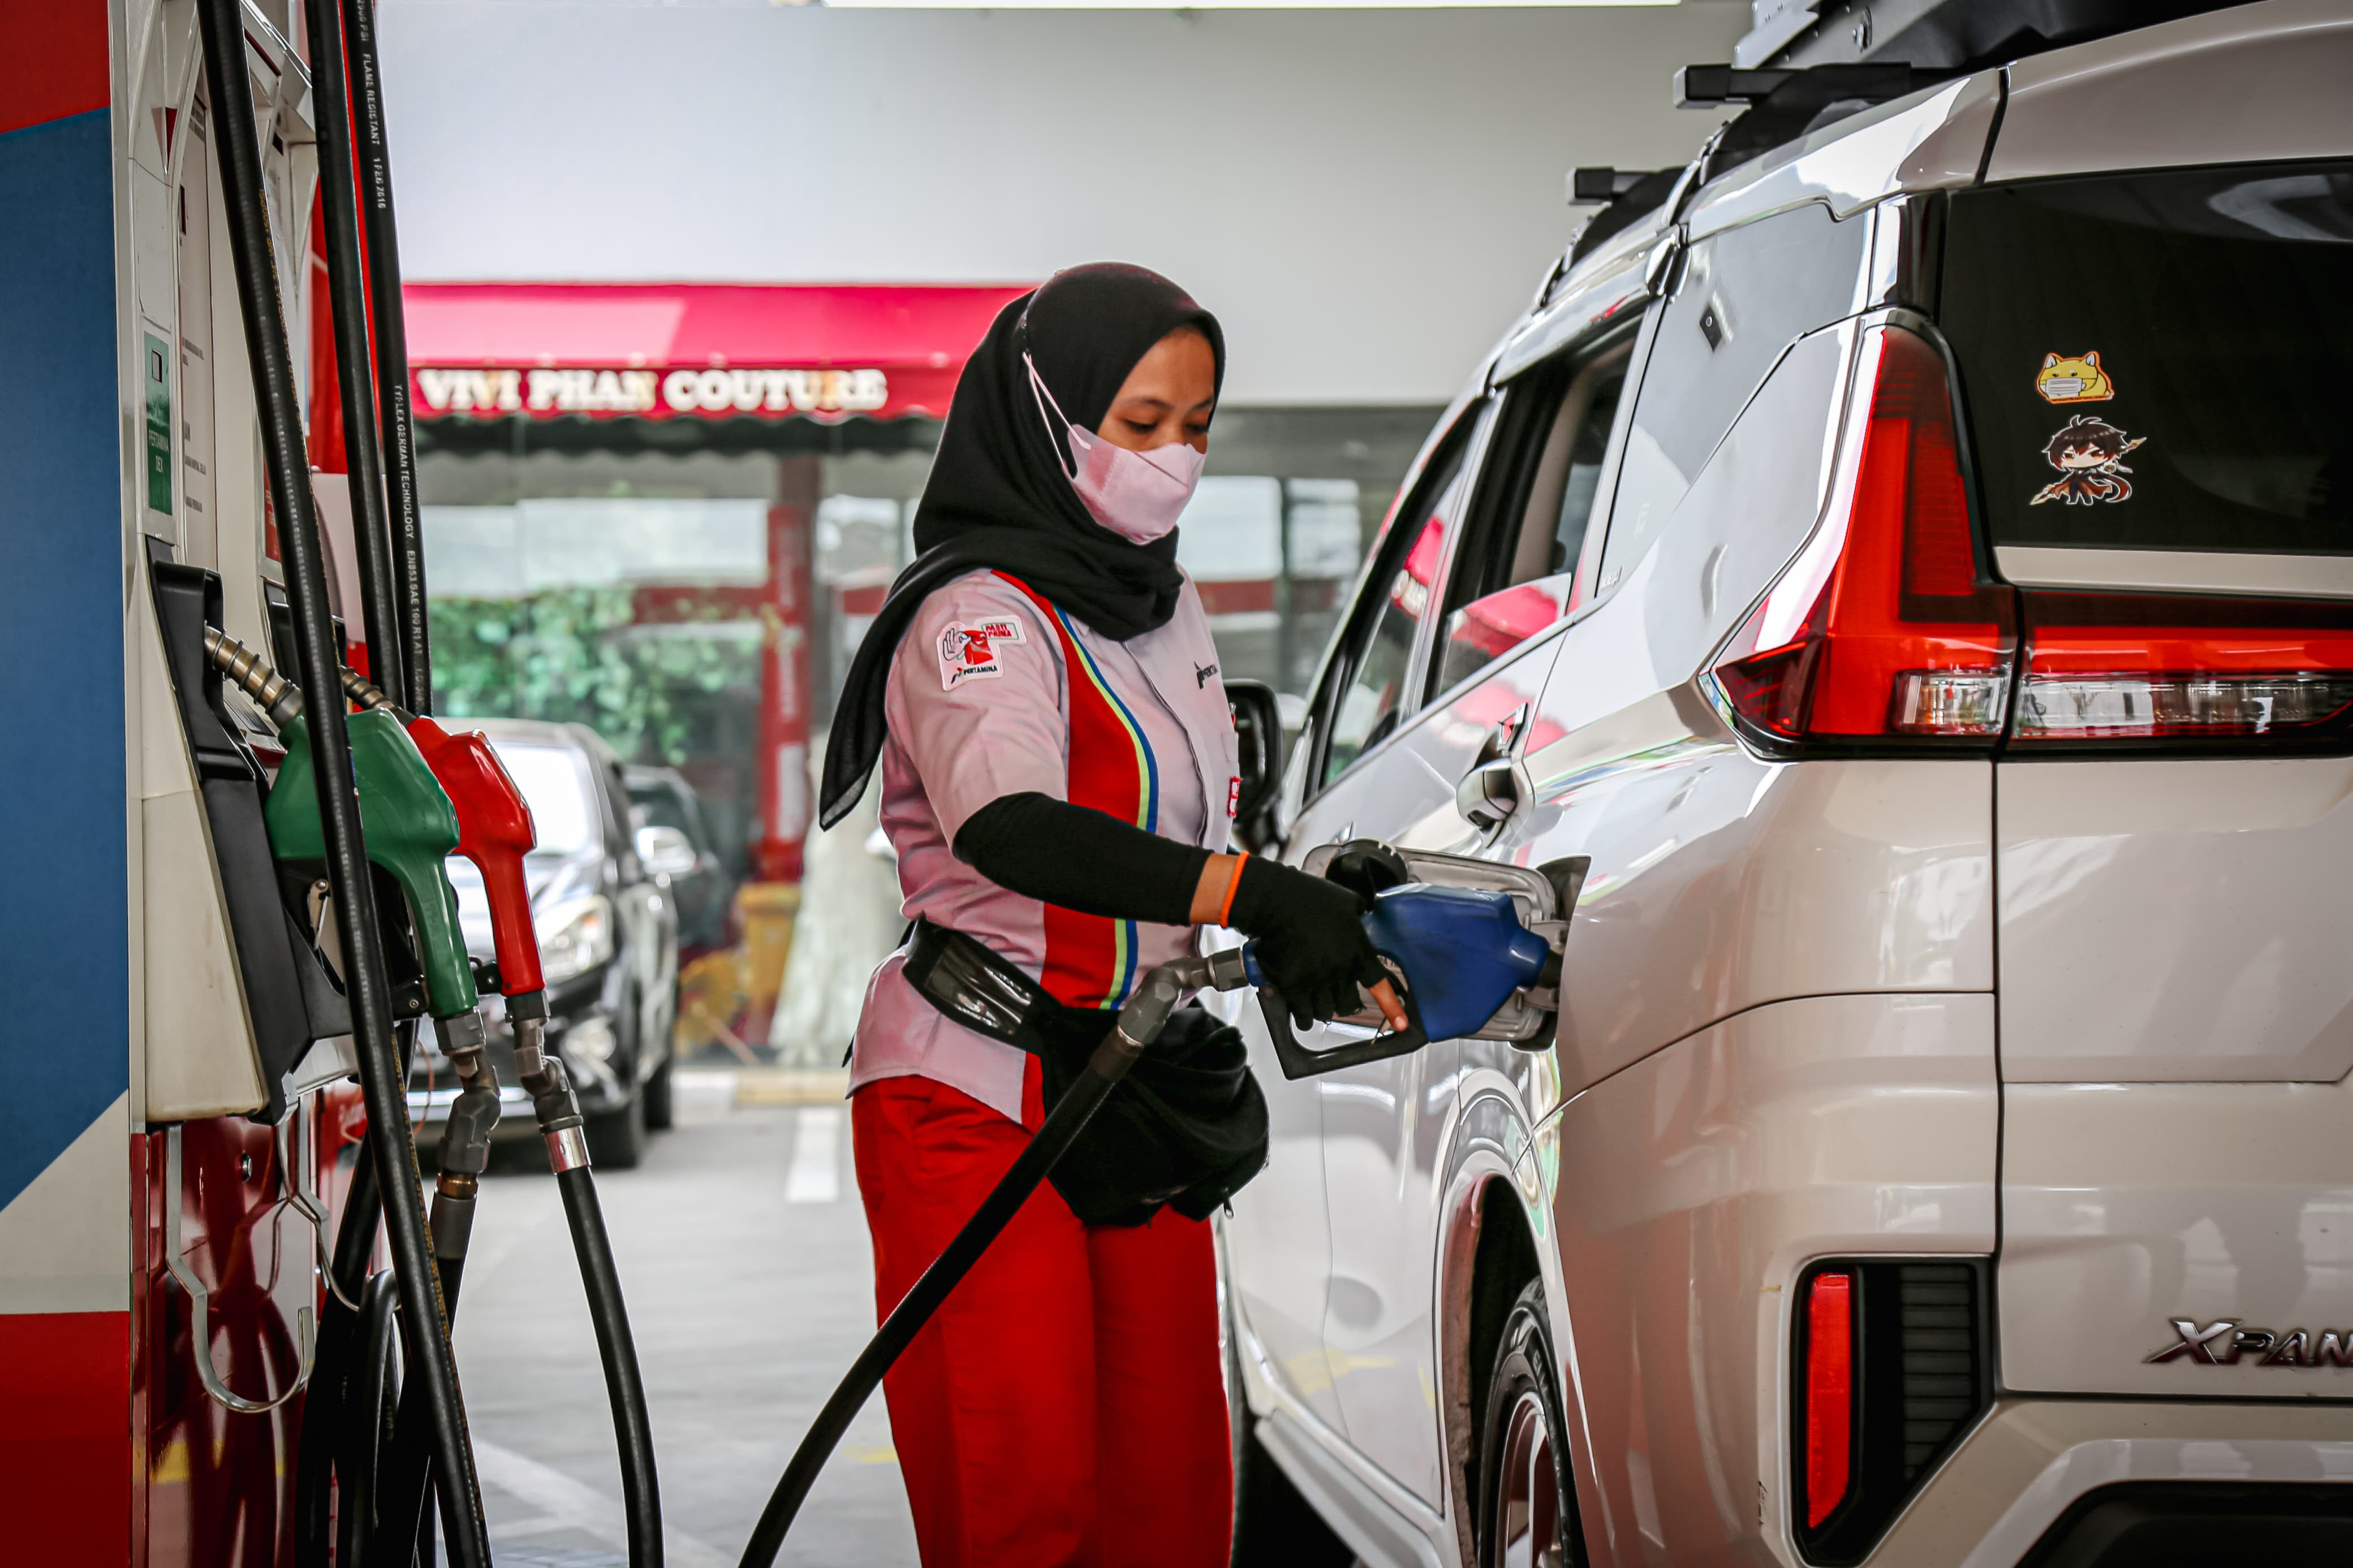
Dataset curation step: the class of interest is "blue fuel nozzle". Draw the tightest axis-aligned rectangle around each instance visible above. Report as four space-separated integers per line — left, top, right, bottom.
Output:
1230 883 1553 1077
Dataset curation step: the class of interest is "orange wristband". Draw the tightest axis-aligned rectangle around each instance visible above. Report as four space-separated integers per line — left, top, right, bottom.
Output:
1217 852 1249 927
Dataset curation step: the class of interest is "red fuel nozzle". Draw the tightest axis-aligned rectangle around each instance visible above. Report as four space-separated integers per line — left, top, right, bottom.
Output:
404 717 546 997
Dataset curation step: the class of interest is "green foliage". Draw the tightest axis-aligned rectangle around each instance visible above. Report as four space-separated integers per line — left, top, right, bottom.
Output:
428 588 760 766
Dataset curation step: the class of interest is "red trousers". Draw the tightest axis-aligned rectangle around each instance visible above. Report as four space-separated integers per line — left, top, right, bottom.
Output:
851 1070 1234 1567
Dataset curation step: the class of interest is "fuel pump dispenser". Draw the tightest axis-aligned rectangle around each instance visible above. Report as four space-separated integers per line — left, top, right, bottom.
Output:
209 631 667 1566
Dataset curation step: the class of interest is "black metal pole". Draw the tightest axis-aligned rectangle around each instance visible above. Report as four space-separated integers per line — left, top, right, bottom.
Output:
301 0 408 714
191 7 489 1564
338 0 430 712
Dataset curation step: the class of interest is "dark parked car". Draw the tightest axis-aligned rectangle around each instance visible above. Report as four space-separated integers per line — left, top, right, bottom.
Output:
624 763 733 960
408 719 680 1167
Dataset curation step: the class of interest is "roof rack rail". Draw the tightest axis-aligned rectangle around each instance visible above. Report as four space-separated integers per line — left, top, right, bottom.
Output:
1562 165 1688 273
1674 64 1796 109
1567 167 1673 206
1677 61 1950 185
1675 60 1936 110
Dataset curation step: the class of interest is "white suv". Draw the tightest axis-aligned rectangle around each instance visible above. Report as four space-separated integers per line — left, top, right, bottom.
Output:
1216 6 2353 1565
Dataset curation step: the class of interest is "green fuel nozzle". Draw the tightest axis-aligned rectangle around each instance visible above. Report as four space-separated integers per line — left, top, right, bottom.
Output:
266 707 480 1025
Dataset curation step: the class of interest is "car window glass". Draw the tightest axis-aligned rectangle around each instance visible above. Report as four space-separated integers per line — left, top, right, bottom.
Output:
1320 444 1469 788
493 743 600 855
632 783 709 848
1941 161 2353 554
1597 201 1869 597
1433 343 1632 695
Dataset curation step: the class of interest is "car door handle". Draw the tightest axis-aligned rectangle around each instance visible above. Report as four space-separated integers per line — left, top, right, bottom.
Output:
1456 756 1520 832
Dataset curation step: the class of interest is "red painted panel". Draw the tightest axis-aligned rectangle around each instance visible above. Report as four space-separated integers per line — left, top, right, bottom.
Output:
0 1310 132 1565
0 0 108 139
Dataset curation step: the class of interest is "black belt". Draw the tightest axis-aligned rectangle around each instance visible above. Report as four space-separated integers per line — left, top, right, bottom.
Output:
894 917 1269 1228
901 916 1114 1061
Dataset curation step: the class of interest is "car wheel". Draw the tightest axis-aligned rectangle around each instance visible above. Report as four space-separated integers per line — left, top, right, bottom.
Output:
1475 1277 1585 1568
587 1084 647 1169
642 1051 675 1131
1227 1307 1352 1566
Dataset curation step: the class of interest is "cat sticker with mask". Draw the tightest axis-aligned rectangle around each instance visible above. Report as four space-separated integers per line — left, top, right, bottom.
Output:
2031 413 2146 507
2036 351 2115 404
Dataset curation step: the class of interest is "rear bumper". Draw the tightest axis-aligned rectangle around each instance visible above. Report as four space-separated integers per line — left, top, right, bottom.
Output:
1864 1398 2353 1567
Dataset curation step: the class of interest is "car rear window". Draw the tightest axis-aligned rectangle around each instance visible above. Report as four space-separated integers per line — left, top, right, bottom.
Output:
1941 163 2353 555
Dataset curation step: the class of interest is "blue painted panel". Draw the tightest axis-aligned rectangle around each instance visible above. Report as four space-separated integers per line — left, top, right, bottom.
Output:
0 109 129 1211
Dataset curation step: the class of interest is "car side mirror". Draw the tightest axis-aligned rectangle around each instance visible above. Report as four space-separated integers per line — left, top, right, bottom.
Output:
1226 679 1284 852
634 824 699 879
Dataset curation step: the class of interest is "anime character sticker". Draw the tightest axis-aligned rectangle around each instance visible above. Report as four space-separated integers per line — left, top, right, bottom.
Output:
2031 414 2145 506
2036 351 2115 404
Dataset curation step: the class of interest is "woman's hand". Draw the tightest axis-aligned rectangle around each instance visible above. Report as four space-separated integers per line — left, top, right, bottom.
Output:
1201 855 1406 1030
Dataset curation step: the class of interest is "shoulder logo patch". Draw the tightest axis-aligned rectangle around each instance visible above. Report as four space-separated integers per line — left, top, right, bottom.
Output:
938 617 1026 690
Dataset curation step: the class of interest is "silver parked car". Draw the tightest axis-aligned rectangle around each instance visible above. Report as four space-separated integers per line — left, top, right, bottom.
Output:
1218 6 2353 1565
410 719 681 1168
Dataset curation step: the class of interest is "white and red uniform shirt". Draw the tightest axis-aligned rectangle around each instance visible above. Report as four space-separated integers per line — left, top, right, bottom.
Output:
851 568 1239 1124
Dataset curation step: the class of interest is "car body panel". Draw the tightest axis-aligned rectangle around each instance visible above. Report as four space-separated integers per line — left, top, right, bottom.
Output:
1683 68 2002 240
1996 758 2353 1083
1494 213 1665 386
1214 974 1348 1433
1852 1398 2353 1568
1986 0 2353 184
1533 992 1997 1568
2001 1073 2353 1397
1535 737 1996 1100
1282 632 1566 1501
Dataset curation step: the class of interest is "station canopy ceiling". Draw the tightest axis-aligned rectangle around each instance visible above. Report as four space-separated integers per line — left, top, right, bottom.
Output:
404 282 1032 425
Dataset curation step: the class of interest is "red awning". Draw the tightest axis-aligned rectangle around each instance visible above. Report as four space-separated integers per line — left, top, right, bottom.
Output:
403 282 1031 423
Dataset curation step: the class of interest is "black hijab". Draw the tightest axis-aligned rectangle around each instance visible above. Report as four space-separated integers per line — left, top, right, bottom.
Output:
818 263 1225 829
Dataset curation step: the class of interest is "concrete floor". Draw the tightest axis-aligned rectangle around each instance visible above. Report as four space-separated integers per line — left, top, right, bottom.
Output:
449 1068 919 1567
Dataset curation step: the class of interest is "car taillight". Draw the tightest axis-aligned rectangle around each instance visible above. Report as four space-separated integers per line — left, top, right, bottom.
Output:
2009 591 2353 747
1803 1270 1854 1529
1708 326 2015 751
1791 1260 1989 1565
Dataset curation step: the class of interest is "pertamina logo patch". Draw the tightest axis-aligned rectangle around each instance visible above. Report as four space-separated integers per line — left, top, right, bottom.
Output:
939 617 1026 690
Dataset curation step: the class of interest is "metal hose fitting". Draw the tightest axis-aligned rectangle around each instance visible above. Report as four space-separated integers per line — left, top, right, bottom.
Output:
341 667 399 715
204 627 305 727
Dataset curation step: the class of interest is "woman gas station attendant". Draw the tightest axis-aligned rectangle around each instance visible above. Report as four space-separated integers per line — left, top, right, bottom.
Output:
817 264 1400 1566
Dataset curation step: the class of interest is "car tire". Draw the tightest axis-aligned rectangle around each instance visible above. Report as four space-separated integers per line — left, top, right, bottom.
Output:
1227 1312 1352 1566
1475 1277 1585 1568
587 1085 647 1169
643 1051 675 1131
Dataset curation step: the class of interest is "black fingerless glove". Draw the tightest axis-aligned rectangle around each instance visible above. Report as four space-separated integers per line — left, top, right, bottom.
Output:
1224 856 1390 1027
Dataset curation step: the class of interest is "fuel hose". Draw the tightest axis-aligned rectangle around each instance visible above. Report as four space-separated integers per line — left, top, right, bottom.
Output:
522 1021 667 1567
192 1 490 1562
300 0 407 710
336 0 433 707
736 960 1193 1568
208 629 667 1566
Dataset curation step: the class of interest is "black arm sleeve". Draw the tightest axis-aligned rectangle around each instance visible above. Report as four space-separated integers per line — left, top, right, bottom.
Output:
953 792 1210 926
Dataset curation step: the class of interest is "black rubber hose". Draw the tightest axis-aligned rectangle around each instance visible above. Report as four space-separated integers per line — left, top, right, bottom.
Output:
370 1253 467 1563
341 1269 406 1567
336 0 430 711
298 0 407 710
192 6 488 1562
295 1150 382 1566
559 1165 665 1567
736 1016 1153 1568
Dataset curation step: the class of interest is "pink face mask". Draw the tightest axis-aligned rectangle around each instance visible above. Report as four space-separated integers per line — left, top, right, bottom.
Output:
1027 353 1206 544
